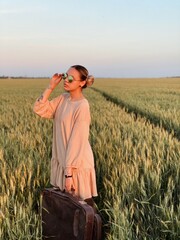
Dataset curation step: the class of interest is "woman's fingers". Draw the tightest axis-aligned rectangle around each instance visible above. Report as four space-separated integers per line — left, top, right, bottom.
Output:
65 178 73 192
50 73 62 88
52 73 61 81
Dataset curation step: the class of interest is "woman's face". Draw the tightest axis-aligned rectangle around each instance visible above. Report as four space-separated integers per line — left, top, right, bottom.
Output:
63 67 85 92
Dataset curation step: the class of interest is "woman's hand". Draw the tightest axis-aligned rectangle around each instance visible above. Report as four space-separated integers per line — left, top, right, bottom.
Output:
65 177 74 193
49 73 62 90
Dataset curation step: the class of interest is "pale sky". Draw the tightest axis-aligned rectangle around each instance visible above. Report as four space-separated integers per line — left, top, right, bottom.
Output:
0 0 180 78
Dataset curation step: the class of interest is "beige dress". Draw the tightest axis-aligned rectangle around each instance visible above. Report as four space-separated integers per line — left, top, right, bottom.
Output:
33 93 97 200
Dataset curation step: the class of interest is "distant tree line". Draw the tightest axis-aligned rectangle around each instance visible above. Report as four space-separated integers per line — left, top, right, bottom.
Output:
0 76 49 79
0 75 179 79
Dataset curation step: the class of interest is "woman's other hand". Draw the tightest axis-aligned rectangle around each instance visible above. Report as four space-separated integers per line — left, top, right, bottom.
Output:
65 177 74 193
49 73 62 90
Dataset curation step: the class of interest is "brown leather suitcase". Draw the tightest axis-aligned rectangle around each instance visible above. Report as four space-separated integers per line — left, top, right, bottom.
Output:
41 188 102 240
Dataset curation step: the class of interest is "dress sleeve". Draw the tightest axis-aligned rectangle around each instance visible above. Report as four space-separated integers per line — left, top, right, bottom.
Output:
33 95 63 119
65 102 91 175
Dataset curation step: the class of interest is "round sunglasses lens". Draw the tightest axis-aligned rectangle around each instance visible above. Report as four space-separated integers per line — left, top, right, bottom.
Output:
62 73 67 79
68 76 73 83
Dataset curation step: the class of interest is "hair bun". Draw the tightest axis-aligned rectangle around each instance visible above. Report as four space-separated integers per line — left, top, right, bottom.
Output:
86 75 94 87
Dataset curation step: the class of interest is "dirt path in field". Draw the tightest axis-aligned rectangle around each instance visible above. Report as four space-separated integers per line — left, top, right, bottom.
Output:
91 87 180 141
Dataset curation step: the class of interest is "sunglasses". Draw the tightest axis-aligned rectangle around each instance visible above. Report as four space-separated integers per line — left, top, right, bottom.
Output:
62 73 81 83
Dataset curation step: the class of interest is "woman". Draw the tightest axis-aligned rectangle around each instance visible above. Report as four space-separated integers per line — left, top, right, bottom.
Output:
33 65 98 203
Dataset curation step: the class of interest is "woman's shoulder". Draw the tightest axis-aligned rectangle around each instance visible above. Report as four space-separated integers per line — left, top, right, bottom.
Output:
77 98 89 108
75 98 90 116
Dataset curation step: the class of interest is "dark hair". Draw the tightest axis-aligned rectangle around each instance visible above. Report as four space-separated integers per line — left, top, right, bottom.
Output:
71 65 94 88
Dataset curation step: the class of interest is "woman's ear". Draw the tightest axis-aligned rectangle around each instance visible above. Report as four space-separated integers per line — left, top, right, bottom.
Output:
80 80 86 88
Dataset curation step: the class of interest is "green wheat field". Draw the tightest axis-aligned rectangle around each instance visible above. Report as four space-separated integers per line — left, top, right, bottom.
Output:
0 77 180 239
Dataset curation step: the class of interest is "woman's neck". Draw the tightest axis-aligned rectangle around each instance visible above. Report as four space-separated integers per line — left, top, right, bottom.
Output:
69 90 84 101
